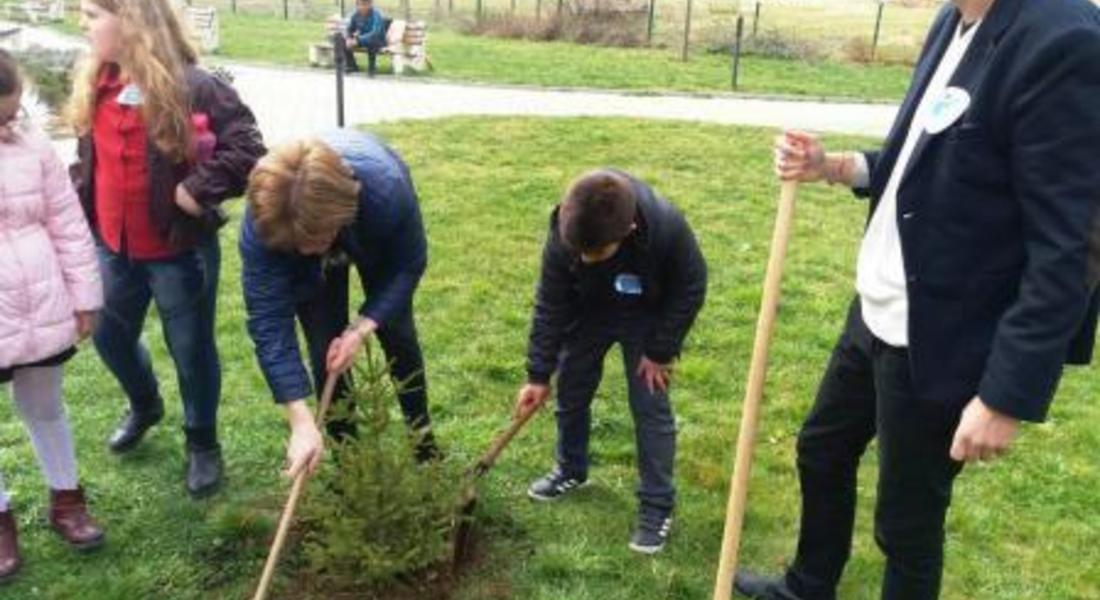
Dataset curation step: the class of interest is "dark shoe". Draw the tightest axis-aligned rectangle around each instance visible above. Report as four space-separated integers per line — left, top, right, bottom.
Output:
0 511 21 582
344 64 360 73
48 488 105 551
414 429 443 464
527 467 588 502
186 446 224 499
733 571 804 600
629 506 672 555
107 406 163 453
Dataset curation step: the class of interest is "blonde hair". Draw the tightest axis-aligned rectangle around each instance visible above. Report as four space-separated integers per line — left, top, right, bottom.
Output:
65 0 198 162
246 139 362 252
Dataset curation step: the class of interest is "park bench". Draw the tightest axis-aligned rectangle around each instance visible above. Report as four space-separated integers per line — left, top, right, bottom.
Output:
309 16 431 75
185 6 220 54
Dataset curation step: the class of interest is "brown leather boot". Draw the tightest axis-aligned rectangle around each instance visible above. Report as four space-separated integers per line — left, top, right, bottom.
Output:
0 510 20 583
48 488 104 551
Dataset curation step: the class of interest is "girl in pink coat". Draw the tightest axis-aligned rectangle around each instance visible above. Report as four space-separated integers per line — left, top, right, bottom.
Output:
0 49 105 583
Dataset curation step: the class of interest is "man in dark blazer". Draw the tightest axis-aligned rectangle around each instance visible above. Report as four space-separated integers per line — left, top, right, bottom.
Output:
736 0 1100 598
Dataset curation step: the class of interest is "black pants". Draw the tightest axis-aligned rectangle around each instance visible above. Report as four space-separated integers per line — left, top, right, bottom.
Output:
343 41 382 74
785 301 964 600
555 312 676 512
297 264 430 438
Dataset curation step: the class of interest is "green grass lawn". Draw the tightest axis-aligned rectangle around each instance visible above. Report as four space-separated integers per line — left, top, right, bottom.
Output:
2 117 1097 599
47 12 912 101
214 13 913 100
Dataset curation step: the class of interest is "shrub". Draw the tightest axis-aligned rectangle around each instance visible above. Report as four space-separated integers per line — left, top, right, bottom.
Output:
460 10 648 47
299 345 466 592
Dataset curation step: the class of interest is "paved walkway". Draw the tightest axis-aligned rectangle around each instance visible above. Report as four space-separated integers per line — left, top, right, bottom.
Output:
3 20 899 151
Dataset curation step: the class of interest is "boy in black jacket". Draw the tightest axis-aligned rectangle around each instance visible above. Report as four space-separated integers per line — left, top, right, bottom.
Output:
513 169 707 554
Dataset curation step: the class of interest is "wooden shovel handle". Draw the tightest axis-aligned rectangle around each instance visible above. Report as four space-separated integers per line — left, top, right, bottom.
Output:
712 180 799 600
253 374 340 600
475 398 545 477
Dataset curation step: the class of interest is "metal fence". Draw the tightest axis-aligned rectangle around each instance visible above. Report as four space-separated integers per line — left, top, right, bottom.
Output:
1 0 942 66
175 0 941 62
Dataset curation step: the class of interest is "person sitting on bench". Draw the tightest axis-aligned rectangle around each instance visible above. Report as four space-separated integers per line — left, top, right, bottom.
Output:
343 0 387 76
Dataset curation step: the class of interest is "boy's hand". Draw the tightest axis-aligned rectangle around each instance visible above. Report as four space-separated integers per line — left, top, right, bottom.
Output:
514 383 551 419
636 356 672 394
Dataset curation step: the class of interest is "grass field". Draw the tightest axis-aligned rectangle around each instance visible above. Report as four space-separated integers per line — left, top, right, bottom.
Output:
42 10 915 101
214 13 915 100
0 117 1097 599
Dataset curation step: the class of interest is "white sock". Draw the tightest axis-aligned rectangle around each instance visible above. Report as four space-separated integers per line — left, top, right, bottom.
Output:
0 472 8 512
11 366 79 491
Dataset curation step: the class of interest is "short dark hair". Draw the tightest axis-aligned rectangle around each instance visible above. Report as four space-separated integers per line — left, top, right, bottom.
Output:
0 49 21 97
558 170 638 251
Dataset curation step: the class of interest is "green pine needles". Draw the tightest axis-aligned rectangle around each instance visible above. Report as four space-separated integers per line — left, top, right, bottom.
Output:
300 345 465 591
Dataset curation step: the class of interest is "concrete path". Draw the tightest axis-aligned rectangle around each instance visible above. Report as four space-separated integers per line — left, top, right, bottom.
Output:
2 20 899 153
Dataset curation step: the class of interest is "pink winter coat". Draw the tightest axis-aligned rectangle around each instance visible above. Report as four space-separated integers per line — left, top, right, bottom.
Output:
0 127 103 369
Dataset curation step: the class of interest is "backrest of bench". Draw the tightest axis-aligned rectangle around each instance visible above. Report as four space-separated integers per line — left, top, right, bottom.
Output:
185 6 219 53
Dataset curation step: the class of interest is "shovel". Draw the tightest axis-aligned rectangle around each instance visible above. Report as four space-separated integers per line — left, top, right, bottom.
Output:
452 396 547 565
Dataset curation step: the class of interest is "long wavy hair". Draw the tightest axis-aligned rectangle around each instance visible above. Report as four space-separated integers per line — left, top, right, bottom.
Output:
66 0 198 162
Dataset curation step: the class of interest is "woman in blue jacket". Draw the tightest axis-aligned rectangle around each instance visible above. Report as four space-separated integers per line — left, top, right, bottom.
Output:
240 130 436 477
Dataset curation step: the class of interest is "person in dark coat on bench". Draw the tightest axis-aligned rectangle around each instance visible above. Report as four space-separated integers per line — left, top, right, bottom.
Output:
343 0 387 76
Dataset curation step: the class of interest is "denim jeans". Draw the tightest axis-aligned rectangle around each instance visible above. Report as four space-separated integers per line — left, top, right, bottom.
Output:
785 301 965 600
554 312 677 512
93 238 221 432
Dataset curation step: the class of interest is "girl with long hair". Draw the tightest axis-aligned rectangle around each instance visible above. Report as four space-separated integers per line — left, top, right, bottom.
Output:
68 0 265 497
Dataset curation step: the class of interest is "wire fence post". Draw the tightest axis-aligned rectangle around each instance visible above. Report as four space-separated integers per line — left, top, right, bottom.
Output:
681 0 693 61
646 0 657 45
872 0 885 62
283 0 288 20
732 13 744 89
752 0 760 38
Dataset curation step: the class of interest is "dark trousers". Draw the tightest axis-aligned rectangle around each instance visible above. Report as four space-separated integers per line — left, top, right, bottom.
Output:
298 264 430 436
344 40 383 74
785 302 964 600
555 313 676 512
94 238 221 437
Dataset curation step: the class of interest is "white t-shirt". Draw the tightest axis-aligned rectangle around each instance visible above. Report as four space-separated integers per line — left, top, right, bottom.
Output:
855 19 982 347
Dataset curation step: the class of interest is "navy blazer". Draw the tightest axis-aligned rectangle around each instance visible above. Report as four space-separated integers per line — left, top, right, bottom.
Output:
856 0 1100 422
240 130 427 403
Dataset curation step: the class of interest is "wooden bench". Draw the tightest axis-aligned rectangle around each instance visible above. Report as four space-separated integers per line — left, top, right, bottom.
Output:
382 19 430 75
185 6 220 54
308 16 431 75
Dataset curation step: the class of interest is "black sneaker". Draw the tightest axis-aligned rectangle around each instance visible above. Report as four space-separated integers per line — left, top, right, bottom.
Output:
526 467 588 502
629 507 672 555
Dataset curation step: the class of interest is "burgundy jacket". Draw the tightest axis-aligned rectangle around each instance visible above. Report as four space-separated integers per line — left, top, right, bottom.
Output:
72 65 266 251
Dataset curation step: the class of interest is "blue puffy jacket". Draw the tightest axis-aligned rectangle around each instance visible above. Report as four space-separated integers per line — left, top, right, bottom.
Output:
346 8 386 48
240 130 427 403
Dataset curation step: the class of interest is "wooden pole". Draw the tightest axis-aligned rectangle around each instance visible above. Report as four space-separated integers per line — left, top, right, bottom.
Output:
712 180 799 600
253 375 341 600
